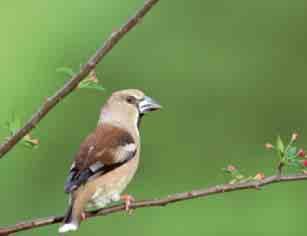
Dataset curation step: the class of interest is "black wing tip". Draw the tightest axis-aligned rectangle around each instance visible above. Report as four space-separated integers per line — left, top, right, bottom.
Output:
64 184 76 193
64 169 78 193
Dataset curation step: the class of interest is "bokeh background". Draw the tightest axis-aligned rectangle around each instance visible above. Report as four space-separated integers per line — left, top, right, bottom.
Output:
1 0 307 235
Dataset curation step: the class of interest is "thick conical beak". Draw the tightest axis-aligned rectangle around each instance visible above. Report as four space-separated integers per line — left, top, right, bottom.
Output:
138 96 162 114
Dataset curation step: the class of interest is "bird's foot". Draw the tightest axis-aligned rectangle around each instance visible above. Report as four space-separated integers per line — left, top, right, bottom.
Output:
120 194 135 215
81 212 86 221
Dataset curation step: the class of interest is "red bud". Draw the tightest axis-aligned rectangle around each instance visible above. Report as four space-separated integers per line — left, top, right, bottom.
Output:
303 160 307 167
297 149 305 158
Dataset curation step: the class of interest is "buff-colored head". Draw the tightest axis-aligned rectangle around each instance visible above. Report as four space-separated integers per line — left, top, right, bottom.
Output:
99 89 161 129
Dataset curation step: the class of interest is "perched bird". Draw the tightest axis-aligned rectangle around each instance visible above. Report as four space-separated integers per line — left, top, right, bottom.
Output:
59 89 161 233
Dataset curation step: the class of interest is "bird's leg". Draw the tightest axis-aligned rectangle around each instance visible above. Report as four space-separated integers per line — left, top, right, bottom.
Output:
81 212 86 221
120 194 135 215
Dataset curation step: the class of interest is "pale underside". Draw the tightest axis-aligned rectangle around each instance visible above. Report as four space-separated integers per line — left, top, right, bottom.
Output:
71 155 140 212
85 174 130 211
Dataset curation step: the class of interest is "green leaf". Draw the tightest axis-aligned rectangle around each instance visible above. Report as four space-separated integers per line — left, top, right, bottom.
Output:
222 165 246 182
4 116 21 135
3 115 39 150
22 140 37 149
56 67 75 77
78 81 104 91
235 174 245 180
276 136 285 156
287 146 297 158
57 67 104 92
288 159 302 169
229 179 238 184
22 134 40 149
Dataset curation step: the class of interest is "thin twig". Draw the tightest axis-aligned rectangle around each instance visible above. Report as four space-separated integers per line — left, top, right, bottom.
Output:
0 173 306 235
0 0 160 159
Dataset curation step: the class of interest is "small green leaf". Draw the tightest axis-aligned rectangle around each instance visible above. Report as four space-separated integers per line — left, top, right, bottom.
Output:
229 179 238 184
222 165 247 183
56 67 75 77
4 117 39 149
235 174 245 180
4 116 21 135
287 146 297 158
22 134 40 149
78 81 104 91
57 67 104 92
22 140 37 149
285 147 297 161
288 159 302 169
276 136 285 156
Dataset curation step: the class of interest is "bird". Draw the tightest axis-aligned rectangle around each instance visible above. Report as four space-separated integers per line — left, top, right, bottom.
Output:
58 89 161 233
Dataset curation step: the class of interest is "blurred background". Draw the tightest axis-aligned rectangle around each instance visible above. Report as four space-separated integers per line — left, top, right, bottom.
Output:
1 0 307 235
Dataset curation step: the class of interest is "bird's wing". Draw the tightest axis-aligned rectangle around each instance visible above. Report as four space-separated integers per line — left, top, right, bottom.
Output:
64 124 137 193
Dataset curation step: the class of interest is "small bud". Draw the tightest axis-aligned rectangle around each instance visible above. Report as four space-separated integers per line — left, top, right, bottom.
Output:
265 143 274 149
303 160 307 167
291 132 299 141
31 138 40 145
227 165 236 172
88 70 98 83
297 149 305 158
24 134 40 146
254 172 265 181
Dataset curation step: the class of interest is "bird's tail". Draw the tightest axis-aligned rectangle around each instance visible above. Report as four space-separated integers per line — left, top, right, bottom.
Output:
58 204 79 234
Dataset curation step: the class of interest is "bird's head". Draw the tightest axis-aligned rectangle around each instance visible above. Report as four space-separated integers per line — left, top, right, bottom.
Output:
99 89 161 128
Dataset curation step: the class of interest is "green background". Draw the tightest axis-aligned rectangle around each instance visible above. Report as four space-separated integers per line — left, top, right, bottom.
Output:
1 0 307 235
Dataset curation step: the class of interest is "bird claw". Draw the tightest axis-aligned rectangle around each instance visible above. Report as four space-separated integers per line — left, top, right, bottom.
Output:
120 194 135 215
81 212 86 221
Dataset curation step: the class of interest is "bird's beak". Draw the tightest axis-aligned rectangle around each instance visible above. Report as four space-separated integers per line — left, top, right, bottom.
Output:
138 96 162 114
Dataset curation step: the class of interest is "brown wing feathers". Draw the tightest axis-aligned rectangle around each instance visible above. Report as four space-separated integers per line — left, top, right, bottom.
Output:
64 124 136 193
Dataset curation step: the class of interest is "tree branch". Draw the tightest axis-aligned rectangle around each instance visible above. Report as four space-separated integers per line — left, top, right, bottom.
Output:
0 0 160 159
1 1 305 236
0 173 306 235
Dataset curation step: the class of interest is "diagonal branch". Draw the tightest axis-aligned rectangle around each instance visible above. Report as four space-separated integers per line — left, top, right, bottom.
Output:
0 173 306 235
0 0 160 159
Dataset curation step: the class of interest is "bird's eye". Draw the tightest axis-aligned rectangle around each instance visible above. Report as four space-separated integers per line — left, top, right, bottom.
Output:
126 96 136 104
